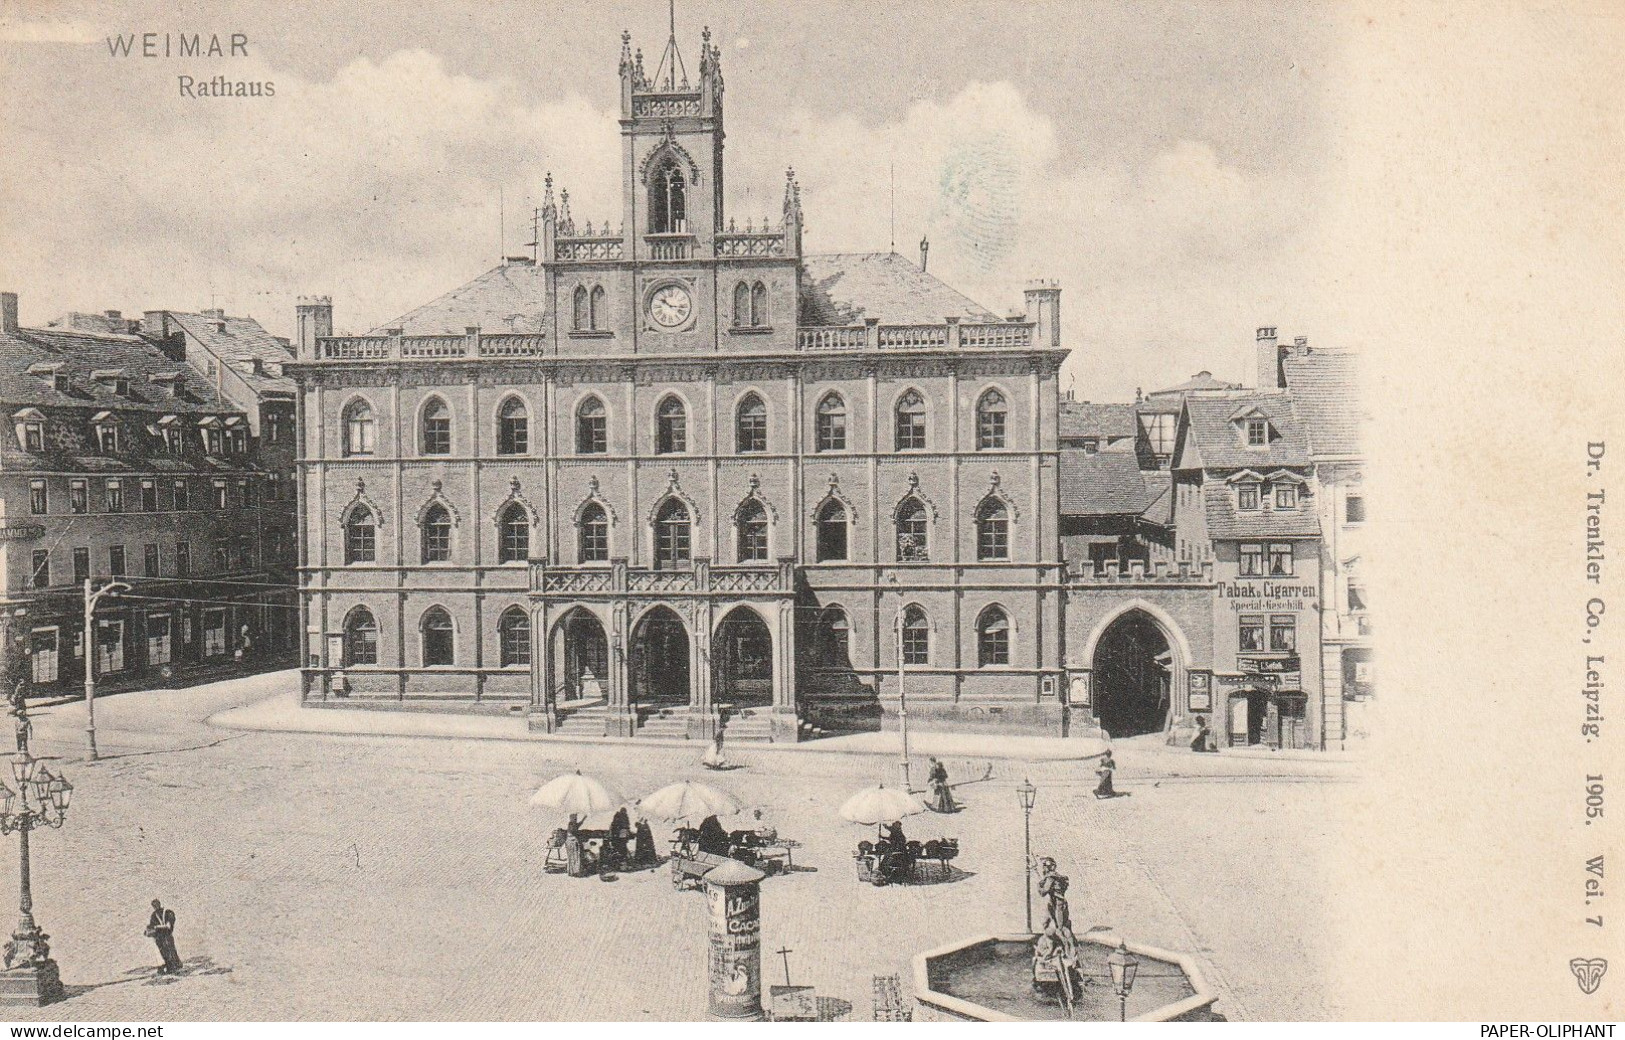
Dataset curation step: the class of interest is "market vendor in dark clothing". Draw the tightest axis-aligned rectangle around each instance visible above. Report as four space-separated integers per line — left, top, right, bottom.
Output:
697 813 731 856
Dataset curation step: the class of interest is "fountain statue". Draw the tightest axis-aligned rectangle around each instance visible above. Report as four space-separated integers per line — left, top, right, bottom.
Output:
1030 857 1083 1015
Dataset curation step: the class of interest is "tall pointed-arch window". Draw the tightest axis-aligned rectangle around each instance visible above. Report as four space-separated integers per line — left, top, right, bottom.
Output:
976 389 1007 449
578 503 609 563
343 400 376 457
498 607 531 667
576 396 607 454
421 607 454 667
816 393 847 452
421 504 452 563
816 499 848 562
344 607 378 666
344 506 377 564
420 398 451 455
976 498 1010 561
498 504 530 563
751 282 767 326
649 158 687 234
732 282 751 328
656 396 687 455
497 397 528 456
590 285 607 330
572 286 589 331
819 606 851 666
977 606 1011 666
901 605 930 665
736 394 767 453
895 390 926 450
896 498 929 561
736 499 768 563
654 498 691 568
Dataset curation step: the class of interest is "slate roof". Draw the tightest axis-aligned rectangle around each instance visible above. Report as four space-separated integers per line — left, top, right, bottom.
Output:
376 261 551 336
1059 443 1171 524
1059 400 1137 441
0 326 234 415
1203 489 1322 540
1176 393 1311 471
166 311 296 395
798 252 1001 326
1282 348 1365 457
1146 370 1240 398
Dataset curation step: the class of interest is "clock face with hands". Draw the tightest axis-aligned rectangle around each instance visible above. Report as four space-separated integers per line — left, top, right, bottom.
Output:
649 284 693 328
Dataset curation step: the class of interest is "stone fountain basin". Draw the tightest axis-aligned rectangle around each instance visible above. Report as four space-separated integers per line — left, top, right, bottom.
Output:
912 932 1219 1022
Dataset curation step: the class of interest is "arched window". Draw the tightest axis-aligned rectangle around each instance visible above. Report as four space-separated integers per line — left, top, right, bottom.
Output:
816 393 847 452
649 158 687 234
579 503 610 563
421 504 452 563
654 498 691 568
576 396 607 454
976 389 1007 450
816 499 848 562
736 499 768 563
343 400 375 457
977 606 1010 666
901 605 930 665
421 607 454 667
896 497 928 561
573 286 589 331
344 506 377 564
976 498 1010 561
751 282 767 327
590 285 606 330
344 607 378 666
895 390 926 450
736 394 767 453
497 397 528 456
498 607 531 667
656 396 687 455
497 503 530 563
420 398 451 455
732 282 751 328
819 606 851 667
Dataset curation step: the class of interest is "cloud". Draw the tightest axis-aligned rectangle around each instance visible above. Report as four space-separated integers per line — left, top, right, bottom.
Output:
0 49 1324 398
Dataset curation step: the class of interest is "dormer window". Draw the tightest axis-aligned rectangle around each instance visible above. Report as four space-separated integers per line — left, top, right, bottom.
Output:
1274 483 1298 509
92 369 130 396
27 363 69 395
1246 417 1267 447
150 372 186 398
91 412 119 454
158 415 184 454
13 409 46 452
1237 482 1261 511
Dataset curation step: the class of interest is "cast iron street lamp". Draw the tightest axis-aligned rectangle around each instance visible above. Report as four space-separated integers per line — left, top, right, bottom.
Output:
1107 940 1140 1022
886 574 912 792
83 578 130 760
0 687 72 1006
1017 777 1037 932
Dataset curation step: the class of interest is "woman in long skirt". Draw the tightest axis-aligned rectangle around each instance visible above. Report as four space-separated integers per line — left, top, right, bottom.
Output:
701 728 728 770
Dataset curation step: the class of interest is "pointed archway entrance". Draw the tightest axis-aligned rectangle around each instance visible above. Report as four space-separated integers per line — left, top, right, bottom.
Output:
714 606 773 713
630 606 690 708
551 607 609 703
1092 610 1173 738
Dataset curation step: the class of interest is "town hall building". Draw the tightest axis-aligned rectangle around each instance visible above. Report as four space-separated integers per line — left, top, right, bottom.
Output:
288 25 1069 741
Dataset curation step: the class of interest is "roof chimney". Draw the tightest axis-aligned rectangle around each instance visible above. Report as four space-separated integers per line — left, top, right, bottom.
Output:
1 292 17 334
919 235 930 273
1255 327 1280 389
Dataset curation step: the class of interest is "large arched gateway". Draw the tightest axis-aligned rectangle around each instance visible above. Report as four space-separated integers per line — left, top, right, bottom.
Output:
551 607 609 702
630 606 690 708
1092 609 1174 738
713 606 773 711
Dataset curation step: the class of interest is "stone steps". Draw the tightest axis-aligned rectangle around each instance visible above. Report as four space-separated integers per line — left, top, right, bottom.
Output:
554 706 609 738
636 710 693 740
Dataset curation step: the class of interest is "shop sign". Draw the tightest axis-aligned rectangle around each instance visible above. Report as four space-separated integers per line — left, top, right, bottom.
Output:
1217 673 1280 687
1240 656 1301 675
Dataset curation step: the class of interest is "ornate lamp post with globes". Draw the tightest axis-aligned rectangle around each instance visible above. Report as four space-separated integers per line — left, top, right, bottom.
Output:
0 682 71 1006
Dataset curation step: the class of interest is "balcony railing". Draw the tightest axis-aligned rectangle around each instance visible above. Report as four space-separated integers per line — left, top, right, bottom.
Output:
554 237 624 262
715 231 787 257
532 558 792 597
645 234 694 261
310 319 1042 363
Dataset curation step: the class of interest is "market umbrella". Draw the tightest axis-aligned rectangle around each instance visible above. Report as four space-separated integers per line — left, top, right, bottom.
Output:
838 784 928 827
640 780 743 823
529 770 625 816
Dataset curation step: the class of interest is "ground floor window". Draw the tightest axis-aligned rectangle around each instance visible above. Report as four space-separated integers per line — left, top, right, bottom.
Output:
147 614 172 666
30 629 58 683
422 607 455 666
203 609 228 658
97 619 125 673
499 608 531 667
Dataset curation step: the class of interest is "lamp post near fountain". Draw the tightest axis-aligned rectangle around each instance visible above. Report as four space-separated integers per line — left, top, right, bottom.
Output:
1016 778 1037 932
1108 940 1140 1021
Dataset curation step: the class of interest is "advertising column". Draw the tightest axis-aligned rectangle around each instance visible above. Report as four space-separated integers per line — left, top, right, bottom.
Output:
703 858 766 1020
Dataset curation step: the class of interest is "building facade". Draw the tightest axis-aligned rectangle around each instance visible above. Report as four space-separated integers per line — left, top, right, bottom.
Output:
290 27 1068 741
0 294 298 698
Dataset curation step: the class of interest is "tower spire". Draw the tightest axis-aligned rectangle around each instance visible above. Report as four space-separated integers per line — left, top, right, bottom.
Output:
652 0 690 90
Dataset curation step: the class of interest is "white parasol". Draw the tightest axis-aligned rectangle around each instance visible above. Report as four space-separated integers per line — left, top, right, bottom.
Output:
838 784 928 826
529 770 626 816
640 780 743 823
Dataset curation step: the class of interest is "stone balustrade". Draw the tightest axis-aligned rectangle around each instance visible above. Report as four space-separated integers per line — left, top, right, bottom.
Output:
1068 559 1216 585
531 557 793 597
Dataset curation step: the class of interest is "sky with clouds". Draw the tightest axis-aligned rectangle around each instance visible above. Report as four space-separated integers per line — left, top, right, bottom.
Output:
0 0 1344 399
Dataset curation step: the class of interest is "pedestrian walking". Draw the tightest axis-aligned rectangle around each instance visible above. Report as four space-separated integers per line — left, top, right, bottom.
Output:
1093 751 1118 799
701 728 728 770
926 757 955 813
144 899 182 973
